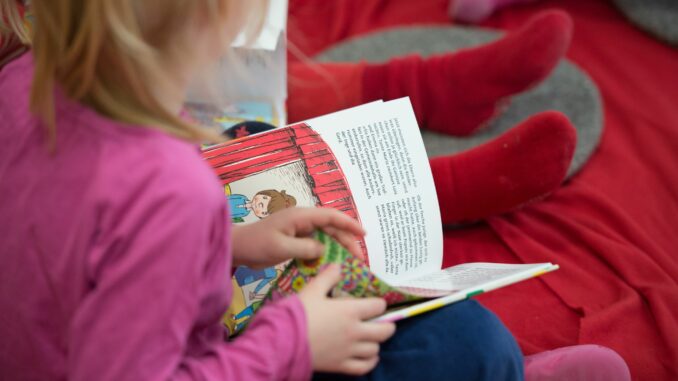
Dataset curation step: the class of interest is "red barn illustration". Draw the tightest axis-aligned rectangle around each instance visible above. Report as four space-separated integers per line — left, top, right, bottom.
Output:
202 123 367 258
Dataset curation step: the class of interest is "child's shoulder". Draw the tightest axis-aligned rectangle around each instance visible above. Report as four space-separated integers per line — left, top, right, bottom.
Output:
92 126 224 212
0 52 32 107
0 52 223 211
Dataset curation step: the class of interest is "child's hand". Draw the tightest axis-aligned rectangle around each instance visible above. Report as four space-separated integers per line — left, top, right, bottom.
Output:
299 265 396 375
231 207 366 269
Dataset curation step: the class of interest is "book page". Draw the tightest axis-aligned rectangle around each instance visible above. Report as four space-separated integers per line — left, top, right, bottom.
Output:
307 98 443 283
203 99 441 333
392 262 552 292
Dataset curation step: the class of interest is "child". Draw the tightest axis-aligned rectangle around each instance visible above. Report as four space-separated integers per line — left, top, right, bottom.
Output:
0 1 524 380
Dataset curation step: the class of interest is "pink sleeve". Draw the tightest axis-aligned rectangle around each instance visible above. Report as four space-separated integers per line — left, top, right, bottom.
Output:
67 160 312 381
176 297 312 381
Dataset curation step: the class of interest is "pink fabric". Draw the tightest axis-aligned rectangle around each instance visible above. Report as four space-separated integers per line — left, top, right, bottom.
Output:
525 345 631 381
0 53 312 381
451 0 539 23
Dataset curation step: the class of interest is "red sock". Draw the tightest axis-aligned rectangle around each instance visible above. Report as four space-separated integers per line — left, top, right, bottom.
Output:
430 111 576 224
362 10 573 136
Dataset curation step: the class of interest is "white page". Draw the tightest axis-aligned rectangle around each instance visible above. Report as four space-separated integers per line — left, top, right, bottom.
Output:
374 262 557 323
306 98 443 283
391 262 552 291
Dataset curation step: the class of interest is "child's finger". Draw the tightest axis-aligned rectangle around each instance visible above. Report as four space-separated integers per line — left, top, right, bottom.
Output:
302 264 342 296
344 298 387 320
299 207 365 237
350 342 381 359
340 357 380 376
355 322 396 343
283 236 325 260
321 208 365 237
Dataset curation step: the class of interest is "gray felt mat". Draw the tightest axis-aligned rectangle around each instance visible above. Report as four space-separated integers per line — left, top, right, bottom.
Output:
316 27 603 178
613 0 678 46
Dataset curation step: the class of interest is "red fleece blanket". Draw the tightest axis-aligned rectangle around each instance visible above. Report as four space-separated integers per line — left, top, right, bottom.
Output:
288 1 678 379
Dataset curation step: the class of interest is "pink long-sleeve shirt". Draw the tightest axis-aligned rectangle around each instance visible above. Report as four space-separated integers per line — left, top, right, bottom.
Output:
0 53 312 381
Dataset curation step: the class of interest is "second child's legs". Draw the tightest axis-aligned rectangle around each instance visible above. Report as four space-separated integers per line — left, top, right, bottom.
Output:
313 300 524 381
288 11 572 136
288 11 576 224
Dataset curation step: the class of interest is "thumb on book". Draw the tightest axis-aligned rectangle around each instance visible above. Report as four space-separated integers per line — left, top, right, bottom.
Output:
305 264 342 296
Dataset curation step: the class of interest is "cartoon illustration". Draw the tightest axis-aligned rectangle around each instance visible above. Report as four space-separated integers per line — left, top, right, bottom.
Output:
228 263 288 332
221 187 297 333
204 123 365 335
228 189 297 222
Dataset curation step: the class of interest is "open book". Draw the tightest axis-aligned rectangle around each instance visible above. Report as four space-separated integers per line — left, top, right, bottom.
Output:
201 98 558 335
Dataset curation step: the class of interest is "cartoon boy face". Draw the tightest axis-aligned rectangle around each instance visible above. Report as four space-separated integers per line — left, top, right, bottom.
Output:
251 194 271 218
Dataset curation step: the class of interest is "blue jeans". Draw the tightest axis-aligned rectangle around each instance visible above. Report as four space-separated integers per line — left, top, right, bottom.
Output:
313 300 524 381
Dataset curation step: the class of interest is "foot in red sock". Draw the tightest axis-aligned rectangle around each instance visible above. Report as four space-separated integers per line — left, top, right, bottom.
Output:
362 10 573 136
430 111 576 224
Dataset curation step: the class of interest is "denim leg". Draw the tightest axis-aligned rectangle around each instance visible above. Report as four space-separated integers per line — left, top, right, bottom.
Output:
313 300 524 381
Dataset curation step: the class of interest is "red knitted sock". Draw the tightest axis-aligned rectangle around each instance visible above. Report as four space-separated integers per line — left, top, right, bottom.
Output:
430 111 576 224
362 10 573 136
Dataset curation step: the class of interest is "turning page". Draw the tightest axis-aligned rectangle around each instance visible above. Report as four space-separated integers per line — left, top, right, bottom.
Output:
269 232 558 324
306 98 443 284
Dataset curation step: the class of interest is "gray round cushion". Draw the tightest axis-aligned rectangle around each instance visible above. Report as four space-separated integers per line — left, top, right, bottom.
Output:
613 0 678 46
316 26 603 178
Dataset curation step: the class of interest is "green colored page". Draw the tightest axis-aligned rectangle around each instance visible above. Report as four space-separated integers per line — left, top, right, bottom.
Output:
228 231 425 336
270 231 424 305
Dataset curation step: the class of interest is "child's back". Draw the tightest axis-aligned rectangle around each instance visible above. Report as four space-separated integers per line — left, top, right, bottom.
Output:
0 53 311 381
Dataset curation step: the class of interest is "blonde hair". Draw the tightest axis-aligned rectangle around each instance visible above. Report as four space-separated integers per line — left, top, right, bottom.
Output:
0 1 30 44
2 0 267 148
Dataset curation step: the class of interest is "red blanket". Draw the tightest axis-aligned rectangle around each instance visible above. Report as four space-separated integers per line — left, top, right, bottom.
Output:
288 1 678 379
